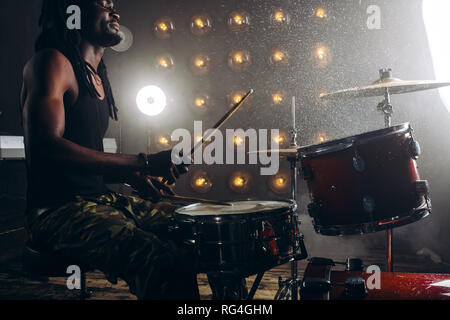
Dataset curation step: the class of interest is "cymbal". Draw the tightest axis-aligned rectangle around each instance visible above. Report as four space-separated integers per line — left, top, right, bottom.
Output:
248 148 299 158
321 77 450 100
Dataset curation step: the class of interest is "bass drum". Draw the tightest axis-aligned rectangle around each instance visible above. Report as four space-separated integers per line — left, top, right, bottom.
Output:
173 200 298 275
299 123 431 236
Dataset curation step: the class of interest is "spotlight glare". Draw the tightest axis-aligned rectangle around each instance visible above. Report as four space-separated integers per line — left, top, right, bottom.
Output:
423 0 450 112
228 11 250 32
190 14 212 36
155 54 175 70
136 85 167 117
190 170 213 193
229 171 252 194
272 93 284 105
228 49 251 71
193 93 210 111
316 7 327 19
272 8 290 25
268 169 290 195
154 17 176 39
312 44 332 68
190 53 211 74
270 48 289 65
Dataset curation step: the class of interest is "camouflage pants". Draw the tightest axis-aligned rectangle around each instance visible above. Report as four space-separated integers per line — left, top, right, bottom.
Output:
26 192 200 300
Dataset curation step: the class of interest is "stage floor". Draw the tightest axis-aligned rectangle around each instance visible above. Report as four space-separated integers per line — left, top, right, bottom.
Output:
1 249 449 300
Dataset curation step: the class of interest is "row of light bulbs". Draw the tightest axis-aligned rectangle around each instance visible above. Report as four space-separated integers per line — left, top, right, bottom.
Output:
155 45 332 74
154 130 328 152
191 90 328 111
154 7 328 39
190 169 292 195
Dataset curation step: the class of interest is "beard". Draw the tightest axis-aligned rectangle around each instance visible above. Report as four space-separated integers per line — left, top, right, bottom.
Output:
100 32 123 48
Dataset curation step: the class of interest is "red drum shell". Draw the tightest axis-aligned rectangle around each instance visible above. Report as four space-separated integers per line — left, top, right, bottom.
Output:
300 123 431 236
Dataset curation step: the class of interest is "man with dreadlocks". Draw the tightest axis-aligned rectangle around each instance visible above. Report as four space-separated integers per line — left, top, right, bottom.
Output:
20 0 199 300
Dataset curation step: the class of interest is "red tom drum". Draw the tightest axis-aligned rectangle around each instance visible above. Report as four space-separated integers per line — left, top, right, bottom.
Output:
299 123 431 236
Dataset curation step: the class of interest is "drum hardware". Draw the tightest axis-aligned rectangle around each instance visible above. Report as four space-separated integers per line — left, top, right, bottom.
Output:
174 200 302 300
318 68 448 272
301 257 367 300
275 97 308 301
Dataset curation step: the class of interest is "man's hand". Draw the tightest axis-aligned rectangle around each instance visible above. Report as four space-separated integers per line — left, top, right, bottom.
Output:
145 150 189 185
129 172 175 203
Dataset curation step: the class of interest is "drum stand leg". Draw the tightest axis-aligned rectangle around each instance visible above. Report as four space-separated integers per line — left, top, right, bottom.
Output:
386 228 394 272
275 97 308 300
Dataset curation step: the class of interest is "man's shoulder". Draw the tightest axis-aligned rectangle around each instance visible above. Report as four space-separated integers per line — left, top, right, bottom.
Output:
24 48 75 80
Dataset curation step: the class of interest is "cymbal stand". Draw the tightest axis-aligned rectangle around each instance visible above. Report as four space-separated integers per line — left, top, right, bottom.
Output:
376 68 395 272
275 97 308 300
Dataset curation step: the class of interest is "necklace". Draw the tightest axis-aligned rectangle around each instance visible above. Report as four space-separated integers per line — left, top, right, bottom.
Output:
85 62 103 86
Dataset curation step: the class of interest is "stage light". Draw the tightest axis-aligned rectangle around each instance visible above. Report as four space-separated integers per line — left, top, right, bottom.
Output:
190 53 211 75
423 0 450 112
234 135 244 146
111 25 133 52
190 14 212 36
136 85 167 117
228 49 251 71
273 131 288 147
271 8 290 25
268 169 290 195
155 54 175 70
228 90 251 108
155 134 172 151
154 17 176 39
190 170 213 194
317 132 328 143
228 11 250 32
315 7 327 19
271 92 285 105
270 48 289 66
228 171 252 194
193 93 210 111
316 90 329 106
312 44 332 68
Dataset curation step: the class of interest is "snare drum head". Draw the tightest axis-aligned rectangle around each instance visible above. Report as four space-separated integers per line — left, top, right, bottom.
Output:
175 200 294 217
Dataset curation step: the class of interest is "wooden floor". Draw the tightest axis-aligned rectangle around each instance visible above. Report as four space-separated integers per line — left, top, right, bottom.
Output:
1 249 449 300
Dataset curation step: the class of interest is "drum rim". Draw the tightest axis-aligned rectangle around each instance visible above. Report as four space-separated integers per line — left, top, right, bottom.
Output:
313 200 431 236
299 123 410 158
174 199 297 218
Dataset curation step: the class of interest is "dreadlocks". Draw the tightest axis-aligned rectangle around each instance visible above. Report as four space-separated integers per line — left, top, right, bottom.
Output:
35 0 118 120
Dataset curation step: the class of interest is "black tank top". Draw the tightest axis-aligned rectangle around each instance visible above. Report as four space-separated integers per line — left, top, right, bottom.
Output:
27 81 110 210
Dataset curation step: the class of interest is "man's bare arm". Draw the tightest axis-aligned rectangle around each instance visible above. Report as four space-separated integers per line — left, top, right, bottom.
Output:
22 49 143 176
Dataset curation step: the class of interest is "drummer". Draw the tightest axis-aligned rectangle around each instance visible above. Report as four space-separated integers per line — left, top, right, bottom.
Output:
21 0 198 300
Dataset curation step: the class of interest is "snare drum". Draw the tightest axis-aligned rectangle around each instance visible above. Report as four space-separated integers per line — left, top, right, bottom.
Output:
299 123 431 236
174 200 297 275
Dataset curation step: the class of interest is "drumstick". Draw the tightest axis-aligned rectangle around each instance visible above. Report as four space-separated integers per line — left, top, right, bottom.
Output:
163 89 254 184
189 89 254 156
162 195 232 206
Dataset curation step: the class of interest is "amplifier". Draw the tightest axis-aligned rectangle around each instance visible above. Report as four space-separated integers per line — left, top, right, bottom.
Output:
0 136 25 160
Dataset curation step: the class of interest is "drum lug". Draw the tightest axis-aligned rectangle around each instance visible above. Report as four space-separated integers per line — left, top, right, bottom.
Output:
308 201 323 218
415 180 430 196
406 139 421 160
352 155 366 173
302 164 314 181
